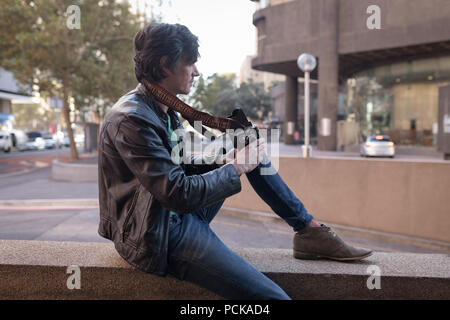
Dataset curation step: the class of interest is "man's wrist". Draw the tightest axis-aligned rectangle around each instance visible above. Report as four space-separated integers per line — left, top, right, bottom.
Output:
231 161 243 176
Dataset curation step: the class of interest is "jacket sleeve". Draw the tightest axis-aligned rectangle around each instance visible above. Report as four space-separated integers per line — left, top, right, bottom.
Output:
113 114 242 214
180 155 220 176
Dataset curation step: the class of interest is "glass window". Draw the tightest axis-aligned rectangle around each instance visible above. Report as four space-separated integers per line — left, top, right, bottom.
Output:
343 55 450 147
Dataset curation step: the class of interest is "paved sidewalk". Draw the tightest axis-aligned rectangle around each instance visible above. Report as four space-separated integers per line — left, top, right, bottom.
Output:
0 166 98 201
2 145 445 203
272 143 447 162
0 150 448 254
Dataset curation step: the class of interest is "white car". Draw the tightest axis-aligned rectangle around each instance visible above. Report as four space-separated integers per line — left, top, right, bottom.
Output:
0 130 12 153
42 133 56 149
54 131 65 148
10 129 28 151
25 132 45 151
74 133 84 147
360 135 395 158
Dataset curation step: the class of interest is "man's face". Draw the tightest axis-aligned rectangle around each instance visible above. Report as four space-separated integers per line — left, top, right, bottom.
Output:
160 56 200 95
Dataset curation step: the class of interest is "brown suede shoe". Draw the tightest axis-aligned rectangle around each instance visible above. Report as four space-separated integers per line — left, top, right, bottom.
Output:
293 224 373 261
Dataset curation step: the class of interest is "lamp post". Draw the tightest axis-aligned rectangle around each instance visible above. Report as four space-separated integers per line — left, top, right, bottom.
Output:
297 53 317 158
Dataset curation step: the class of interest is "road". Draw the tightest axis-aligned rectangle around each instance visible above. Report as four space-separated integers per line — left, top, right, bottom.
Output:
0 145 447 254
0 147 75 175
1 142 447 177
0 202 446 254
271 143 447 163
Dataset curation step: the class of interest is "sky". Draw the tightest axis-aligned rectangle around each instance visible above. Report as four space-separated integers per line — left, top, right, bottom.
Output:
134 0 257 78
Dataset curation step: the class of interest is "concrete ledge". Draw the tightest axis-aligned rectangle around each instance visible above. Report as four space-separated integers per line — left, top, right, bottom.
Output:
51 160 97 182
0 240 449 300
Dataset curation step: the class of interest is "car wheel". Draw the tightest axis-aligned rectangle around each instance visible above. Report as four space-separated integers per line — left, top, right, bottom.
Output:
4 146 11 153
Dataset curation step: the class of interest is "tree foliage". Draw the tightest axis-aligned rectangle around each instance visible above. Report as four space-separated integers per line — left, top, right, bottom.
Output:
0 0 143 159
188 73 271 122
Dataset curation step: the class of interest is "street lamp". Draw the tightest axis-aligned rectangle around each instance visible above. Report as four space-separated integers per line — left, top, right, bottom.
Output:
297 53 317 158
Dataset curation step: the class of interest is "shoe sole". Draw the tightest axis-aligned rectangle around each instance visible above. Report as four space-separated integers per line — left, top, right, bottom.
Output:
293 250 373 261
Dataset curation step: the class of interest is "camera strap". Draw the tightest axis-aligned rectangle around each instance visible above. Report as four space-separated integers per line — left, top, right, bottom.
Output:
142 80 248 136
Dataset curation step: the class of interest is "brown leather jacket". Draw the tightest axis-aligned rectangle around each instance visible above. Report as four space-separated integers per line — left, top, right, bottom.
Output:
97 84 242 275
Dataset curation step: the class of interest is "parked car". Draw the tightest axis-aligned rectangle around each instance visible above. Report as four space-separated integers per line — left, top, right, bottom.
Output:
63 134 70 147
0 130 12 153
42 133 56 149
10 129 28 151
74 133 84 147
360 135 395 158
54 131 65 148
25 131 45 151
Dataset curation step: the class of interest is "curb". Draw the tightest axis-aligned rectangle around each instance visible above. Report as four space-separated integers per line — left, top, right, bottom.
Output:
0 162 51 179
0 199 99 208
1 199 448 253
51 159 98 182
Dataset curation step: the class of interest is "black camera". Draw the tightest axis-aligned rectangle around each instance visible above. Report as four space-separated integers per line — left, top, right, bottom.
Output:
226 108 260 150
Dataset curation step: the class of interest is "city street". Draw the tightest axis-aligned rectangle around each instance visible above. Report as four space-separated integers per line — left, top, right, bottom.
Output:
0 142 447 256
0 199 446 254
0 147 74 175
1 141 446 177
1 0 449 303
0 162 447 254
271 143 447 163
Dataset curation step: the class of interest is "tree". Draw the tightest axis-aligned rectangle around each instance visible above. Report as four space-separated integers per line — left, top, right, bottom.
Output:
236 79 271 121
188 73 271 123
12 102 60 131
186 73 237 116
0 0 143 160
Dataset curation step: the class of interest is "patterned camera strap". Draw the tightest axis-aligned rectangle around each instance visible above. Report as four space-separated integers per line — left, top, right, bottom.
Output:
142 80 243 134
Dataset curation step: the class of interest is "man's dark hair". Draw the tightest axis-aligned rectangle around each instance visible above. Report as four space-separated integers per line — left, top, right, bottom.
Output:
133 23 200 83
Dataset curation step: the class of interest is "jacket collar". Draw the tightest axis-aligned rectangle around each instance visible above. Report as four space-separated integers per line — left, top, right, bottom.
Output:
136 83 166 121
136 83 183 130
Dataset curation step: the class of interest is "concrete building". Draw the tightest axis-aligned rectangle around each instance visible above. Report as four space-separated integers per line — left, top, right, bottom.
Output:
250 0 450 150
239 55 285 90
0 68 39 131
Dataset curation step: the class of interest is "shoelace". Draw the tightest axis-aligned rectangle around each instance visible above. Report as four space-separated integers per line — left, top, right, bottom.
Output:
321 224 337 237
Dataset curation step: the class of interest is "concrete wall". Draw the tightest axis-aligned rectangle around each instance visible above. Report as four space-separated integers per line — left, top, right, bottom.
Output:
51 160 98 182
338 0 450 54
224 157 450 243
253 0 322 70
1 240 449 300
253 0 450 71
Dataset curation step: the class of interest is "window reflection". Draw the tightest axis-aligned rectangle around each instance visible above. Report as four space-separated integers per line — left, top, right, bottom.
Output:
344 55 450 146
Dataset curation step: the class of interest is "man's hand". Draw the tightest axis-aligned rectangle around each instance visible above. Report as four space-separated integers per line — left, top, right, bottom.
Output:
216 147 237 168
231 137 266 176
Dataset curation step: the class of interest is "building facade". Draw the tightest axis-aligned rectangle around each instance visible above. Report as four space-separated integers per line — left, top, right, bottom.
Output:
239 55 285 90
0 68 39 132
250 0 450 150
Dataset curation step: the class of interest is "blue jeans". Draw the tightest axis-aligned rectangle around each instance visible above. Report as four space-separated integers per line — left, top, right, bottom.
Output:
167 154 314 300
